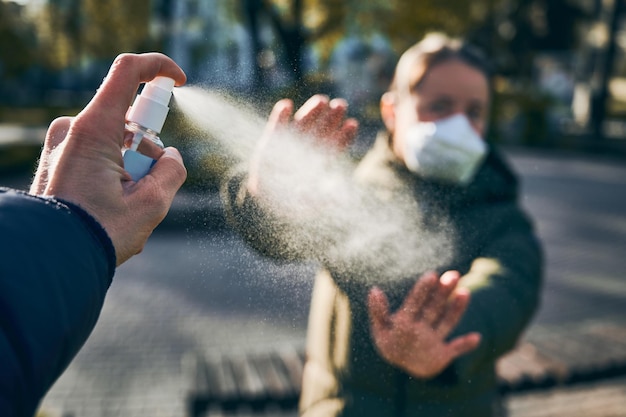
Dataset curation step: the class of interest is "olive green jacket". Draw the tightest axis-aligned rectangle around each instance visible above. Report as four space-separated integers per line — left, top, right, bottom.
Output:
221 134 543 417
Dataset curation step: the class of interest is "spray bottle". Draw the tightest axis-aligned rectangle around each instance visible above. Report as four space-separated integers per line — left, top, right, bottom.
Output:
123 76 176 181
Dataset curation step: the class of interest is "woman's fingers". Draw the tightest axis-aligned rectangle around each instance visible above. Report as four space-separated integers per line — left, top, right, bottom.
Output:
421 270 461 325
435 287 472 338
293 95 330 135
337 117 359 149
259 98 294 145
368 286 391 334
291 95 357 150
248 99 294 195
399 271 438 318
267 99 295 133
445 332 482 359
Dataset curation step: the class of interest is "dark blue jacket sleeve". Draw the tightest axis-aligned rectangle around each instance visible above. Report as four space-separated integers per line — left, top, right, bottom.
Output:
0 188 116 417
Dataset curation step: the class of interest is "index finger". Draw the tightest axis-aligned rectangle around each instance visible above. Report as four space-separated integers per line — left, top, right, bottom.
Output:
293 94 330 133
399 271 438 317
80 53 186 130
368 286 391 336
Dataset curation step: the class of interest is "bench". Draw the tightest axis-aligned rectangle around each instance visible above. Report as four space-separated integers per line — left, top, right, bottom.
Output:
184 346 304 417
185 322 626 417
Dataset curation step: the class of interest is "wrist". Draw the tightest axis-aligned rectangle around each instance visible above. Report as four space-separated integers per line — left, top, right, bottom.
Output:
55 197 117 272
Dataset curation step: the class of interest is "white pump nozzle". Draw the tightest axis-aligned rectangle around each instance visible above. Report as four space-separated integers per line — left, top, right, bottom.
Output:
123 76 176 181
126 76 175 133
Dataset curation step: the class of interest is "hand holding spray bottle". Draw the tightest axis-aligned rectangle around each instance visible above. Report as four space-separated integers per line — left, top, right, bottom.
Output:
123 76 176 181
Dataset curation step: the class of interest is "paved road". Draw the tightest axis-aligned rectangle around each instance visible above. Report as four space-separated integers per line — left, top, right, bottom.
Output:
502 149 626 417
510 150 626 326
34 148 626 417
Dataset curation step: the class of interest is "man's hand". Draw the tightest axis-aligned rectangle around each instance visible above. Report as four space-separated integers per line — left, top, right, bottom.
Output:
368 271 481 379
30 53 187 265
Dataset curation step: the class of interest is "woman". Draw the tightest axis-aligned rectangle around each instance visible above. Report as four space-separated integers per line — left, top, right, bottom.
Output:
222 33 543 417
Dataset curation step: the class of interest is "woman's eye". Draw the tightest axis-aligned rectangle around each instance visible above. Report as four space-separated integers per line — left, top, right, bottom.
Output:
467 111 479 120
467 108 484 121
429 101 450 115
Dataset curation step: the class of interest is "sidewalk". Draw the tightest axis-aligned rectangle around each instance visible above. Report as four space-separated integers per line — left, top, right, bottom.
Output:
506 376 626 417
499 147 626 417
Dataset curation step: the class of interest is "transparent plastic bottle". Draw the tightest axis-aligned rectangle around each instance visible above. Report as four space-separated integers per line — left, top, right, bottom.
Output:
123 76 176 181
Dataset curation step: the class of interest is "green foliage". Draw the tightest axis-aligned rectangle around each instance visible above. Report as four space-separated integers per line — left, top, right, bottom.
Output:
0 2 37 77
378 0 479 51
22 0 155 71
264 0 490 57
82 0 153 57
33 1 81 69
0 0 595 149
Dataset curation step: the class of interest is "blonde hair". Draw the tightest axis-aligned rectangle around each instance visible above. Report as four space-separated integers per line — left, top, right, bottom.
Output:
389 33 492 97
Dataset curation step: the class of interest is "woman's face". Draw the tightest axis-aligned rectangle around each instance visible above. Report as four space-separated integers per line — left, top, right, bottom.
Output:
383 58 490 163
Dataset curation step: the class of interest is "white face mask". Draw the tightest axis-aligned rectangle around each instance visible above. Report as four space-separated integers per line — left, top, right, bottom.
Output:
403 113 488 185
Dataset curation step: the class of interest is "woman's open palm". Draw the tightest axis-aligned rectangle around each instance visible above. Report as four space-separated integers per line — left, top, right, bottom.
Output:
368 270 482 379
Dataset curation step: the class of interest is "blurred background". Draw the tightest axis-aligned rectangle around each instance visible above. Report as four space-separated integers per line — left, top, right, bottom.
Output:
2 0 626 182
2 1 626 417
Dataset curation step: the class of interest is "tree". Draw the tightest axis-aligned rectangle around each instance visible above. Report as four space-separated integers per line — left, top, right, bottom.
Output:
241 0 505 91
378 0 483 51
82 0 153 58
587 0 623 141
0 1 36 78
33 0 82 70
241 0 310 94
32 0 155 71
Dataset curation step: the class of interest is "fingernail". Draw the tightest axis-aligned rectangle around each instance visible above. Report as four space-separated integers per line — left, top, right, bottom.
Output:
440 271 459 285
424 271 439 282
163 147 184 165
330 98 348 109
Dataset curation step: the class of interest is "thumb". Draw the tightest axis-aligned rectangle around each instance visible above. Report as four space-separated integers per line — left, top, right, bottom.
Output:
31 117 73 195
269 98 295 130
249 99 294 196
45 116 72 150
260 99 293 143
446 332 482 360
368 287 391 335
